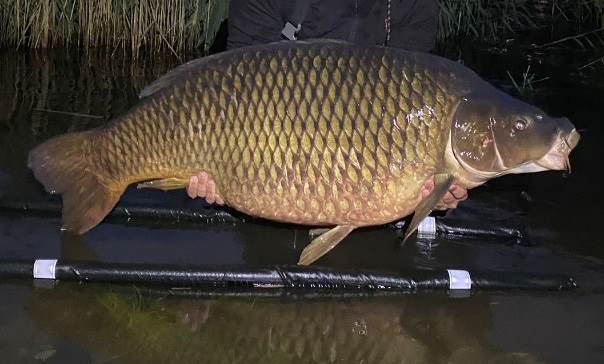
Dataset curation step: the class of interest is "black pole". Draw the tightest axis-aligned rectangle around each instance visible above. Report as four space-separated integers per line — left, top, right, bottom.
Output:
0 198 525 239
0 259 576 292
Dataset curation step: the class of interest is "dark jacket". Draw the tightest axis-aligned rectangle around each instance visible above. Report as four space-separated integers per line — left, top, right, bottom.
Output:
227 0 438 51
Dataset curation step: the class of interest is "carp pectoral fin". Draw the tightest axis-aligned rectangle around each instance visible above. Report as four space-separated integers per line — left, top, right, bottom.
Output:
403 173 454 242
137 177 190 191
298 225 356 265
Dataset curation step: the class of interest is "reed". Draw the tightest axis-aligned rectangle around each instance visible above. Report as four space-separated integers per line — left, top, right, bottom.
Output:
507 65 537 98
565 0 604 27
437 0 604 42
437 0 535 41
2 1 604 53
0 0 229 58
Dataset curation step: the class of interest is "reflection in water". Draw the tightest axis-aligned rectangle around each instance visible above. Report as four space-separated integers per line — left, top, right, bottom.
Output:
0 48 185 200
27 283 540 364
412 238 442 268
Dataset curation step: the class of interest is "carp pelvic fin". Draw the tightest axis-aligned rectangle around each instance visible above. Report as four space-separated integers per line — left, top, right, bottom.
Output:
137 177 190 191
28 130 126 234
308 228 331 238
298 225 356 265
403 173 454 242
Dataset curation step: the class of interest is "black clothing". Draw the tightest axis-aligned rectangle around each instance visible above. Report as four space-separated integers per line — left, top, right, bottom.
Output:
227 0 438 51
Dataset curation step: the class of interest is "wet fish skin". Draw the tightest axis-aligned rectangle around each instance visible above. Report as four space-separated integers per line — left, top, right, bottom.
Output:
28 40 579 262
29 40 470 233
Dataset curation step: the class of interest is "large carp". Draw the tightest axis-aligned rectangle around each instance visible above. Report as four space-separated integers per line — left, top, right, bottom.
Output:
28 40 579 264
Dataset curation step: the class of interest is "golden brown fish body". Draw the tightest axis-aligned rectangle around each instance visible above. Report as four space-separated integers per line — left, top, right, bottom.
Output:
28 40 579 263
95 41 464 226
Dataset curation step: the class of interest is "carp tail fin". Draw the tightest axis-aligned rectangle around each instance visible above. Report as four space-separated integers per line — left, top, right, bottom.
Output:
28 130 126 234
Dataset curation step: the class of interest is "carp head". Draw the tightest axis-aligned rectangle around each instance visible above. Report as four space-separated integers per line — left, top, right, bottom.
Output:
449 90 580 184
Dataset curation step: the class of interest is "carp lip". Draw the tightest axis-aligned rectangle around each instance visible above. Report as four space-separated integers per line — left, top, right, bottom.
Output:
536 152 568 171
536 129 580 171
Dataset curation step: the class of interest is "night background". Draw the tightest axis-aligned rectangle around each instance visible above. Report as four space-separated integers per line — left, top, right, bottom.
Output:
1 1 603 363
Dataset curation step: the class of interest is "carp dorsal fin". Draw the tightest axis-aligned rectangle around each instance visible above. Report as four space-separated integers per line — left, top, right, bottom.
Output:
403 173 454 242
139 56 223 98
139 40 356 99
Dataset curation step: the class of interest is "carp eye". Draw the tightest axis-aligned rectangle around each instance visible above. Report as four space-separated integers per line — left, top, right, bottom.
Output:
513 119 527 131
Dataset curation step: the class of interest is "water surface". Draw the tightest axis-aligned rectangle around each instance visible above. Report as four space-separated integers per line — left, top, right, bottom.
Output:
1 47 603 363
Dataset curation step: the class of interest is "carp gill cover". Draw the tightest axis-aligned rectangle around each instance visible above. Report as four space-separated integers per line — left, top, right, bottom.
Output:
28 40 579 264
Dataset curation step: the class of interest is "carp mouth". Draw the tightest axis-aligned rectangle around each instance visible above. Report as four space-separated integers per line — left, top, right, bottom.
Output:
450 127 581 181
534 128 580 172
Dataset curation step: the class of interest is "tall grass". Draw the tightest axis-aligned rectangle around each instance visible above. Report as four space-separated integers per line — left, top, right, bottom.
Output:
563 0 604 27
3 1 604 53
437 0 535 42
437 0 604 42
0 0 229 58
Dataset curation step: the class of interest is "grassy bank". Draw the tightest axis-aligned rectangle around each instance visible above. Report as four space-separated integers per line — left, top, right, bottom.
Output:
0 0 229 58
437 0 604 42
0 0 603 56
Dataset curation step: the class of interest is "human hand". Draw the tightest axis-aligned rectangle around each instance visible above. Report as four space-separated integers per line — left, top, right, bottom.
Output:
419 176 468 210
187 171 224 205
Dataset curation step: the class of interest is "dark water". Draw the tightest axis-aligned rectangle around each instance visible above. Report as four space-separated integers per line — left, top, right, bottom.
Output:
1 47 604 363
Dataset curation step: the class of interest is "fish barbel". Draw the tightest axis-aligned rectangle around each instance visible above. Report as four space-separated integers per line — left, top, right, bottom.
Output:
28 40 579 264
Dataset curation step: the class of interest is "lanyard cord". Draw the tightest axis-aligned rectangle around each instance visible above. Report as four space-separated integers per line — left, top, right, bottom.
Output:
384 0 392 46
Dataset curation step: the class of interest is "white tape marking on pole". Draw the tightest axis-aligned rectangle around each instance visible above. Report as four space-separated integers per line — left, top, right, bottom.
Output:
417 216 436 238
447 269 471 290
33 259 57 279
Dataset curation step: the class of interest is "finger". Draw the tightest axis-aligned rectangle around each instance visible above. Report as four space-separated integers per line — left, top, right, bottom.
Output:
419 176 435 199
213 185 225 205
196 172 208 198
187 176 198 199
450 185 467 200
434 203 448 211
206 178 216 199
206 180 216 204
421 186 431 198
199 171 208 184
190 321 200 332
425 176 435 190
442 192 456 204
